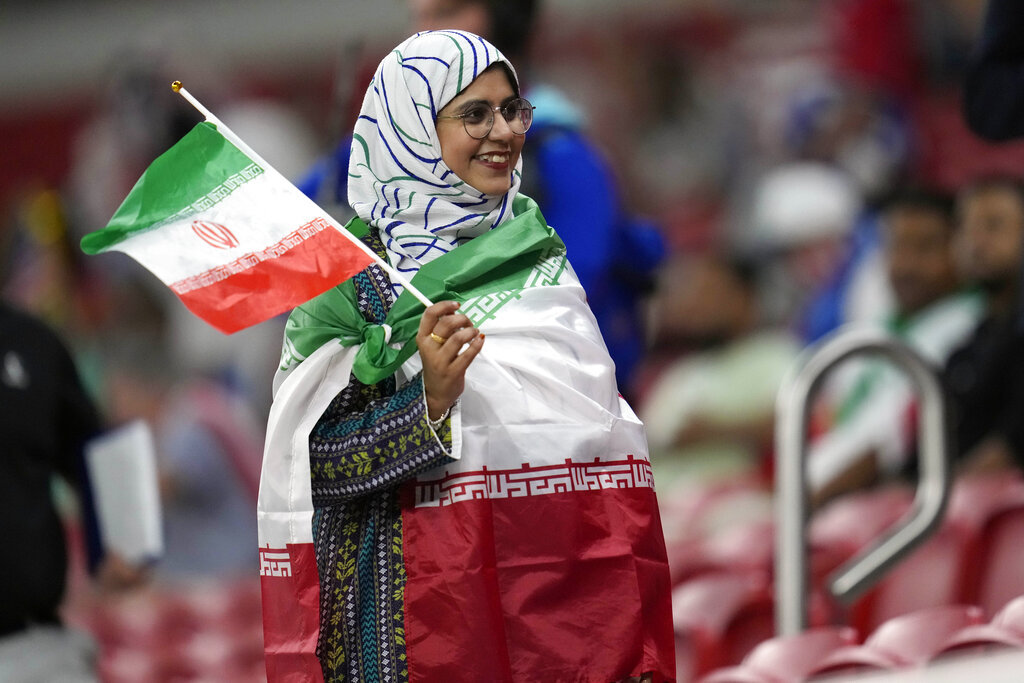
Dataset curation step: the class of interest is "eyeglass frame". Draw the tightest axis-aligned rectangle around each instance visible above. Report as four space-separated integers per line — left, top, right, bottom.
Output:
435 98 536 139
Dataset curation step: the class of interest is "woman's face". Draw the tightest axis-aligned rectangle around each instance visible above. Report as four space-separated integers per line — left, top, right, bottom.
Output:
435 66 524 196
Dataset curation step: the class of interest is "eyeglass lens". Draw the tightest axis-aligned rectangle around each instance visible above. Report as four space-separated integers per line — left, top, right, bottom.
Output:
464 99 533 138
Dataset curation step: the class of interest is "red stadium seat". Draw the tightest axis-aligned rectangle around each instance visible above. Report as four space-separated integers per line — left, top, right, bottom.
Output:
807 604 985 677
72 578 266 683
808 486 913 561
669 517 850 592
806 471 1024 635
935 595 1024 659
698 626 859 683
668 520 777 586
845 520 973 634
673 570 776 679
804 485 973 633
946 472 1024 533
966 501 1024 616
661 475 773 552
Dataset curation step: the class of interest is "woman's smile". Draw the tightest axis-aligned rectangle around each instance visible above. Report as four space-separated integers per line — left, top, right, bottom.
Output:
474 150 511 167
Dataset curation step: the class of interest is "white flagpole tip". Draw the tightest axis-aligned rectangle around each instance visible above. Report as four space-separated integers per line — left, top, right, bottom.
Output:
171 81 182 93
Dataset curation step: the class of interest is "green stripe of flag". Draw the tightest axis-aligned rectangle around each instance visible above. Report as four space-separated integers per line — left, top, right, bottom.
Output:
283 195 565 384
81 122 256 254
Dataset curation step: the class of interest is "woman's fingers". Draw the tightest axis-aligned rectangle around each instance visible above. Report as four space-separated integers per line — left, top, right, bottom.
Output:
434 325 481 361
417 299 484 375
448 333 485 373
431 313 474 342
416 300 486 416
418 301 479 359
422 330 485 416
417 301 478 347
418 300 460 338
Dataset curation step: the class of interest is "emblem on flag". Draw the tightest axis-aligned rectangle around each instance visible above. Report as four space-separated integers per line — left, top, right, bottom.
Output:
191 220 239 249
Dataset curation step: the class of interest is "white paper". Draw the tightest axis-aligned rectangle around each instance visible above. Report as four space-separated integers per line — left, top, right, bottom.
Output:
84 419 164 563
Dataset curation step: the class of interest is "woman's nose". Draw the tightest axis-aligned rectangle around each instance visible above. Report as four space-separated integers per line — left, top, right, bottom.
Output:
488 113 516 140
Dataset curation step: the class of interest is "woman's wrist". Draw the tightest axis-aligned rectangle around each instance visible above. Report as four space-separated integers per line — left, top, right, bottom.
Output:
425 387 452 423
427 404 452 431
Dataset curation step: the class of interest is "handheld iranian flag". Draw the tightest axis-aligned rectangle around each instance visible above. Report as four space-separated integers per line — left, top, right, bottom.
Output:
80 86 380 334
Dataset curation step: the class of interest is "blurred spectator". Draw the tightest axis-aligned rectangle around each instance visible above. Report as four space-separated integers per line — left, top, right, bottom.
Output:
745 161 868 338
99 298 262 581
629 47 738 232
300 0 666 397
638 251 800 538
2 189 81 329
776 77 916 344
962 0 1024 141
784 82 911 203
0 298 145 682
809 187 981 502
1 187 113 391
944 175 1024 474
916 0 987 84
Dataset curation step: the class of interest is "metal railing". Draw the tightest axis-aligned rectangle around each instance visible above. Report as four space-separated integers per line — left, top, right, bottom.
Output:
774 327 951 636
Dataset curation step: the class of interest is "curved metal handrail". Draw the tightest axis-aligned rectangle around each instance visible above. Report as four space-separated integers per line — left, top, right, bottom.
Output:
774 327 950 636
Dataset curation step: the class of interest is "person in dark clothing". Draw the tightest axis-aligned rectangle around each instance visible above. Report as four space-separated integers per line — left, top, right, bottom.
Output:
944 176 1024 472
0 302 102 630
962 0 1024 141
0 301 113 680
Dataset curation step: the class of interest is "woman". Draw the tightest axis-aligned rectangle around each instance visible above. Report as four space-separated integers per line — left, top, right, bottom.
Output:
261 30 674 682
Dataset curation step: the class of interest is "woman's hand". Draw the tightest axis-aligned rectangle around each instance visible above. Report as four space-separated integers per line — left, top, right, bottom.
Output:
416 301 484 420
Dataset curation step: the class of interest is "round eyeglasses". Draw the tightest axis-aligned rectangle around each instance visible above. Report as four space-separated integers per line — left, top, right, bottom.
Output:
436 98 535 139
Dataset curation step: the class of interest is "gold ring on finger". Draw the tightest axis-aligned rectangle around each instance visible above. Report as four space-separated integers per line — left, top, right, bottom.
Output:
430 332 447 345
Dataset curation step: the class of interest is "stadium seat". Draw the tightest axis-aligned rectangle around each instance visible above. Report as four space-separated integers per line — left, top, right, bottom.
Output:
965 501 1024 616
661 475 773 553
808 486 913 561
673 570 776 679
668 520 777 586
96 649 159 682
945 472 1024 532
68 577 266 683
669 516 851 592
87 591 167 651
803 484 973 633
934 595 1024 659
807 471 1024 635
844 520 973 634
806 604 985 677
698 625 859 683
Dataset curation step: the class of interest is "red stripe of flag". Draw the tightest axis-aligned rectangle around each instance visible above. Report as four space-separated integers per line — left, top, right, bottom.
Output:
260 542 324 683
173 225 374 334
401 488 676 681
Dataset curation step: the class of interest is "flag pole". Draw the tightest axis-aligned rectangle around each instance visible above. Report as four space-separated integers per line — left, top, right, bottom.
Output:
171 82 521 389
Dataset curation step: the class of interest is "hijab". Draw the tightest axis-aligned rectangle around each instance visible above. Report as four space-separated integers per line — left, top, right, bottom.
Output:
348 30 523 276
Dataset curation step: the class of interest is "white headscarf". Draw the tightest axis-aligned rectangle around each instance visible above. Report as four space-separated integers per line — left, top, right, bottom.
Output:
348 30 523 276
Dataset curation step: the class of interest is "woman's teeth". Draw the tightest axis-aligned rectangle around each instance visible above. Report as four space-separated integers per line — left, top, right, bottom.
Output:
476 153 508 163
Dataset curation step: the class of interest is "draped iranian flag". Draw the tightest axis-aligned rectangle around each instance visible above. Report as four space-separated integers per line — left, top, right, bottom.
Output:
81 121 374 334
264 197 676 682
